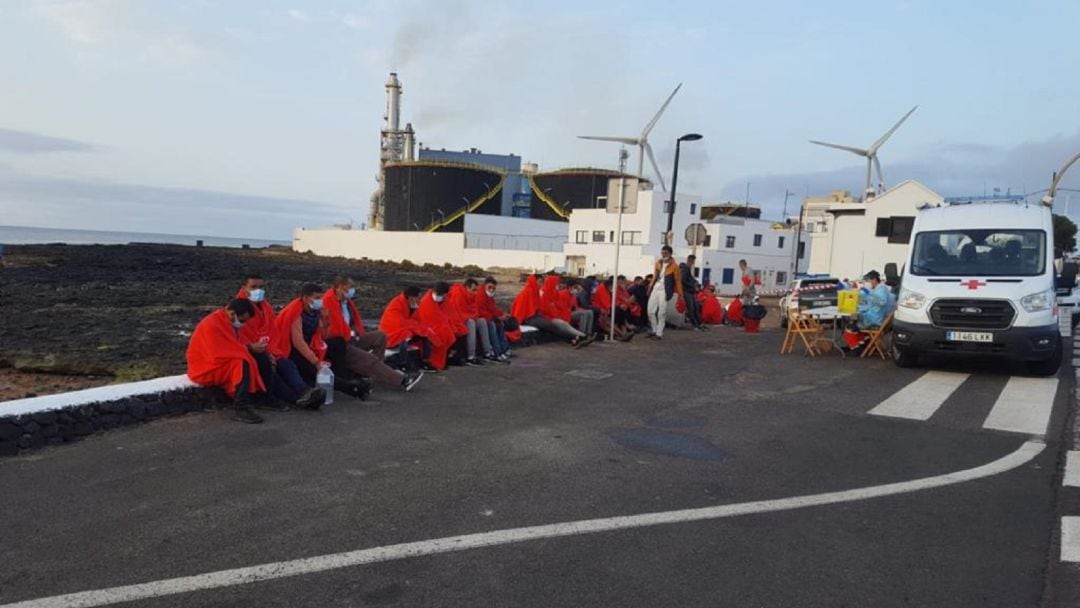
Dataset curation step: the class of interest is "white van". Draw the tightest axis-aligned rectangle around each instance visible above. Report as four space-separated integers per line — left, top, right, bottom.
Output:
892 199 1061 375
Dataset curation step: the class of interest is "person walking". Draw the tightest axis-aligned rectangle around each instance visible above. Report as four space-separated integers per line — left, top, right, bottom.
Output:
645 245 683 340
680 255 704 330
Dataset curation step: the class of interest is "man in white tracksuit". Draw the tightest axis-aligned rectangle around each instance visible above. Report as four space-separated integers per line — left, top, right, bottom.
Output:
645 245 684 340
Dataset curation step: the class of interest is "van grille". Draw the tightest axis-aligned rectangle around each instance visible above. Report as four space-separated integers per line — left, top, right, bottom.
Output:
929 299 1015 330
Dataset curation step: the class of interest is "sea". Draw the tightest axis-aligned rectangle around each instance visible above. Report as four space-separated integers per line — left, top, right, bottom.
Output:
0 225 289 249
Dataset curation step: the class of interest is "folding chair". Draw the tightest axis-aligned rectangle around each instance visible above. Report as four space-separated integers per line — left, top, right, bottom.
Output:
781 310 827 357
861 312 894 360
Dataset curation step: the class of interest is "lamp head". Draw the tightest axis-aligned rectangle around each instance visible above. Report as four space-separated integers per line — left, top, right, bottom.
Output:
679 133 704 142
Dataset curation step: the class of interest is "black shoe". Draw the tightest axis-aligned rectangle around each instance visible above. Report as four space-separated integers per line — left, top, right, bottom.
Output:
296 387 324 410
231 406 264 424
421 363 440 373
465 357 485 367
485 353 509 365
402 371 424 392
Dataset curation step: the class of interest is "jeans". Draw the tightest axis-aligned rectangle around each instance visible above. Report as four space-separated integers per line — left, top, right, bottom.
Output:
486 319 510 355
464 318 493 359
474 317 494 356
275 357 311 401
525 315 586 341
683 292 702 327
571 309 594 336
253 351 298 403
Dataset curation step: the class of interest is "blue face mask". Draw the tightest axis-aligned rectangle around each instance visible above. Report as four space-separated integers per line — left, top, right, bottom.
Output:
232 318 244 329
345 287 356 299
248 288 265 303
311 298 324 311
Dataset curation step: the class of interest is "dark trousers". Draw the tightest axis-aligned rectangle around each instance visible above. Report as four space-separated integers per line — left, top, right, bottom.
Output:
235 361 254 406
684 293 702 327
290 350 318 385
450 334 469 365
253 351 301 404
326 336 404 388
487 319 510 355
276 358 311 398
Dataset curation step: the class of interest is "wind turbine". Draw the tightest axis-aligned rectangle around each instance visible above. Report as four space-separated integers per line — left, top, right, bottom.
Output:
578 83 683 191
809 105 918 198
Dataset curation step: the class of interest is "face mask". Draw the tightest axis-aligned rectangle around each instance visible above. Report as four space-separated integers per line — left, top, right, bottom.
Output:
433 294 446 303
311 298 324 311
345 287 356 299
486 288 495 296
231 318 244 329
409 302 419 310
248 288 265 303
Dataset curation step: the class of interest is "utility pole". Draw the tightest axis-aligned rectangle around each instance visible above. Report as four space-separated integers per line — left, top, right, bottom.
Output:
610 148 629 342
782 189 793 218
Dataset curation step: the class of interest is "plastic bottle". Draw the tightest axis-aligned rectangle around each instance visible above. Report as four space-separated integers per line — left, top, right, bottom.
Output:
316 362 335 405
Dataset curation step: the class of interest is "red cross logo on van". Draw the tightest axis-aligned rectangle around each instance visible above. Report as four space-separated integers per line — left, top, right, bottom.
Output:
959 279 986 290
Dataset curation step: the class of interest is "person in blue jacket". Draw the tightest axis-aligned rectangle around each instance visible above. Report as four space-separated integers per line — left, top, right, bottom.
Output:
843 270 896 351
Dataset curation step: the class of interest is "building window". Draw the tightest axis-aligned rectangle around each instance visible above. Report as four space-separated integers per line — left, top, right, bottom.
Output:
753 234 762 247
875 216 915 244
776 271 787 285
575 230 587 244
778 236 785 249
620 231 642 245
725 236 736 248
690 203 697 215
721 268 735 284
704 235 712 247
797 241 806 260
592 231 605 243
609 230 615 243
693 267 700 278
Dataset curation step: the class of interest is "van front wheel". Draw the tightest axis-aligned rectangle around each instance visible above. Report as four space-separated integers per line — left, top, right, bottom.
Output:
1028 340 1062 377
892 343 918 368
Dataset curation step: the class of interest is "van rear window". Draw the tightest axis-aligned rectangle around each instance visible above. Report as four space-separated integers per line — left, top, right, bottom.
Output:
910 229 1046 277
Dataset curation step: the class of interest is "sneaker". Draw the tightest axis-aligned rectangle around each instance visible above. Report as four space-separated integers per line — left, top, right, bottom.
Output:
231 406 264 424
486 353 509 364
421 363 440 373
296 387 324 410
465 357 485 367
402 371 424 392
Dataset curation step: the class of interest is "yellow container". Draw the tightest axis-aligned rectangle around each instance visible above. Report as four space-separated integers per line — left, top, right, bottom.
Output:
837 289 860 314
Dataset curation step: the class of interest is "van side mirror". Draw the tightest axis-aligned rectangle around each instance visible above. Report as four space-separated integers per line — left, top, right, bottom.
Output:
884 263 900 287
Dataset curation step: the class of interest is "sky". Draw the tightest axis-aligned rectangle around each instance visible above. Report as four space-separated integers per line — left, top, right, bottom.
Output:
1 0 1078 240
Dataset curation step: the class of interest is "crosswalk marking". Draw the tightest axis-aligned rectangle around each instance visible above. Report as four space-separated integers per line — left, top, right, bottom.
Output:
868 371 969 421
981 377 1058 437
1063 517 1080 562
1065 451 1080 487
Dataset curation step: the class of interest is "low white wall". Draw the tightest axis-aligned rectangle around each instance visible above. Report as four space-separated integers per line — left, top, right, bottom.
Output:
462 248 565 272
293 228 466 266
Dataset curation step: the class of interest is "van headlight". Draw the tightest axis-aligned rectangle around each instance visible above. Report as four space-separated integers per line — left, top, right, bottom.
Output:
898 288 926 310
1020 290 1053 312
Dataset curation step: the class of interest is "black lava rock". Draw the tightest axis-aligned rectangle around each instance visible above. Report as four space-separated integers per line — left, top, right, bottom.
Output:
73 421 94 436
32 411 58 425
0 440 18 457
0 420 21 442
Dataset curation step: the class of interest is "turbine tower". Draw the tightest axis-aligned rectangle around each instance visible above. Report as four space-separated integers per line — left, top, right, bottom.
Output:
809 105 918 199
578 83 682 191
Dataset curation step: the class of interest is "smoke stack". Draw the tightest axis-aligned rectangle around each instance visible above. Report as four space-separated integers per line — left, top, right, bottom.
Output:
404 123 415 161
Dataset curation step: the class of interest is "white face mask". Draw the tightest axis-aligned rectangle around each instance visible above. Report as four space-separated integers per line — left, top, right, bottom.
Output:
433 294 445 303
486 288 495 296
248 288 265 303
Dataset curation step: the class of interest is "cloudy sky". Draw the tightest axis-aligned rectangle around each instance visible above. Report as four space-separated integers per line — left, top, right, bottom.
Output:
1 0 1078 240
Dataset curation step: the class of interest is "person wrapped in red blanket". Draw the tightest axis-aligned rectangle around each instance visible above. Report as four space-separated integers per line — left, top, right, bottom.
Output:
512 275 590 347
698 284 724 325
187 299 268 424
449 278 507 366
380 286 442 373
476 276 514 357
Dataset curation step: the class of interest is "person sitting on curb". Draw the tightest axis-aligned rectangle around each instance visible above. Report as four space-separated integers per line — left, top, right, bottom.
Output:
476 276 513 361
186 299 269 424
415 282 460 370
379 286 440 373
237 276 324 411
512 275 591 348
450 278 505 366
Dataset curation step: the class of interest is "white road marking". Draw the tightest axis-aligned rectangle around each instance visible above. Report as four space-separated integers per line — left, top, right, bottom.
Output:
982 377 1058 437
1063 517 1080 562
868 371 969 421
1065 451 1080 487
0 441 1045 608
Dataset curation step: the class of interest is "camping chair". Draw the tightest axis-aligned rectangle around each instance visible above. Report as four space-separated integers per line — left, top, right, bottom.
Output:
781 309 827 357
861 312 894 360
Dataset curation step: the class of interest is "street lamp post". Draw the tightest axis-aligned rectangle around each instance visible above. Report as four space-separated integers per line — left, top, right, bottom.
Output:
665 133 704 246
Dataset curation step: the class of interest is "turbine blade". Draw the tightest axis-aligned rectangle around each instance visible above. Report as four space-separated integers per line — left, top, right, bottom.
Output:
809 140 869 156
873 155 885 191
578 135 641 145
641 83 683 139
645 142 667 192
869 105 918 153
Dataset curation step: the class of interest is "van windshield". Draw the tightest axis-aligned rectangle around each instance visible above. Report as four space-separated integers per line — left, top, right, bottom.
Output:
910 229 1046 277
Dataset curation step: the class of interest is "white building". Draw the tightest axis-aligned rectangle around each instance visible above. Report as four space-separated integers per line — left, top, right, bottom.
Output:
562 177 808 295
802 180 944 280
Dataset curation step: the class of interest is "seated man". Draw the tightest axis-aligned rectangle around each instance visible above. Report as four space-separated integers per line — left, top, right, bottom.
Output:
450 278 505 366
379 286 440 373
698 284 724 325
416 282 460 370
561 281 595 338
842 270 897 351
186 299 268 424
323 276 388 355
272 283 330 387
616 275 645 328
237 275 324 411
323 278 423 392
512 275 590 348
476 276 512 361
592 278 635 341
726 291 745 326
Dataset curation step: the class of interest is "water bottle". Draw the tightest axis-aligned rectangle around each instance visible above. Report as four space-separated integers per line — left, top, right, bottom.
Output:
316 362 335 405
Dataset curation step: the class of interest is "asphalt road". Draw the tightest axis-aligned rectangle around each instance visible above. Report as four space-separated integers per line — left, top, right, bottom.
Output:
0 327 1075 607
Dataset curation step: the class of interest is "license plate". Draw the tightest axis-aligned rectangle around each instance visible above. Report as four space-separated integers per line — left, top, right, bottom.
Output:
946 331 993 343
810 300 829 308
